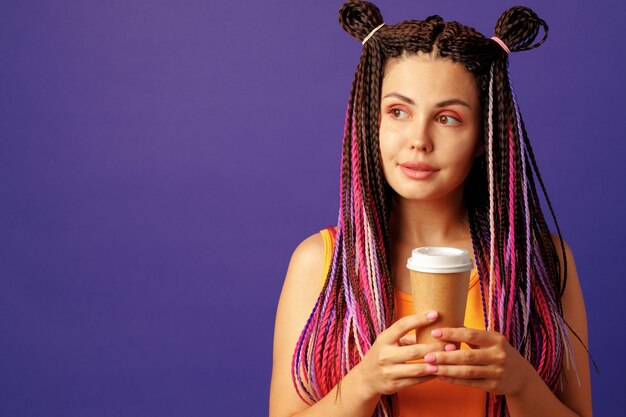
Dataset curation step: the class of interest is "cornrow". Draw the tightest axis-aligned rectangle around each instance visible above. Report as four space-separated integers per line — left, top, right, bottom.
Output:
292 2 573 416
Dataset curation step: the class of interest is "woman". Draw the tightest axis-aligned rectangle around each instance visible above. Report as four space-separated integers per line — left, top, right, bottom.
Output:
269 1 592 416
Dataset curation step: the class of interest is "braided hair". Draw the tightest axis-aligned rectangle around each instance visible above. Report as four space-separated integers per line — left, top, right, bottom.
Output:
292 2 574 416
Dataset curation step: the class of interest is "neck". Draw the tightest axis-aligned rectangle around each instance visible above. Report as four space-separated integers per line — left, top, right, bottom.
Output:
389 186 470 247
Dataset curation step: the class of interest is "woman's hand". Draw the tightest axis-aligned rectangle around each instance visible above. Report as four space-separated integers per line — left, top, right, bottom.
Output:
354 311 452 399
423 327 534 396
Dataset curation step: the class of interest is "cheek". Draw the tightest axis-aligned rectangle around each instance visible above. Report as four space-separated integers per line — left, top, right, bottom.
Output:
378 126 403 156
378 135 400 172
444 136 481 174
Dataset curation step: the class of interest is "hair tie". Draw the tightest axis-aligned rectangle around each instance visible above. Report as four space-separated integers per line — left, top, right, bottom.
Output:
490 36 510 54
362 23 385 45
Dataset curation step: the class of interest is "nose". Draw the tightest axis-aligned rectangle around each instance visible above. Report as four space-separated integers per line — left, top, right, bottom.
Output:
410 140 432 152
409 123 433 152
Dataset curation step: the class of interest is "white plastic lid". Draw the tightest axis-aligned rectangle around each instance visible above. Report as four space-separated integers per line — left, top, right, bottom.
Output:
406 247 473 273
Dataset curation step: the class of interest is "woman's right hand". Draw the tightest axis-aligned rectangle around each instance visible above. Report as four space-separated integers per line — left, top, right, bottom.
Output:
355 311 453 398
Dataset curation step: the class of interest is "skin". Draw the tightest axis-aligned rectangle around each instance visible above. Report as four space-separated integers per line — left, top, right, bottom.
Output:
269 52 592 417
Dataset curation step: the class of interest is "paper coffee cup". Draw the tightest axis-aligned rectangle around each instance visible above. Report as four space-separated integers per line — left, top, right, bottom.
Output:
406 247 473 345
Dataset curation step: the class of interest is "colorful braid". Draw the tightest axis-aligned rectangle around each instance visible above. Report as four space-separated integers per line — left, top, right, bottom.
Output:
472 57 576 415
292 40 395 413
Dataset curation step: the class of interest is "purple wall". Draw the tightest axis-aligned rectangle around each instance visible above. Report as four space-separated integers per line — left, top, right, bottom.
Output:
1 1 624 416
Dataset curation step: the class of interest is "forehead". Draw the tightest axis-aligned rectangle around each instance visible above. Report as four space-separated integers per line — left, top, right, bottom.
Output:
381 53 480 106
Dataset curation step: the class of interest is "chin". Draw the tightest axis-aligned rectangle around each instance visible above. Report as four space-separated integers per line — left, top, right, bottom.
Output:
390 181 464 203
393 188 442 202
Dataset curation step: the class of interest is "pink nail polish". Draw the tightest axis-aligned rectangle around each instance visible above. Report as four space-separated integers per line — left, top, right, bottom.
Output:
426 311 438 320
424 354 435 363
431 329 443 338
445 344 457 351
426 364 437 373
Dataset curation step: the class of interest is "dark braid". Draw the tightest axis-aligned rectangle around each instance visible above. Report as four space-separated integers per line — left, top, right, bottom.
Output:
292 2 573 416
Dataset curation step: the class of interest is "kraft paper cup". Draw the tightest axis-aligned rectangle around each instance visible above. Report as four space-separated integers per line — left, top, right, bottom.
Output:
406 247 473 346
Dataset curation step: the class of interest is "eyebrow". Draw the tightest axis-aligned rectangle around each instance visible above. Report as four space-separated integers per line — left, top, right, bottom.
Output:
382 93 472 109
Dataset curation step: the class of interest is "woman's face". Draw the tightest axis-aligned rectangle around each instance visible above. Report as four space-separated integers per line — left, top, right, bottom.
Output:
379 53 482 202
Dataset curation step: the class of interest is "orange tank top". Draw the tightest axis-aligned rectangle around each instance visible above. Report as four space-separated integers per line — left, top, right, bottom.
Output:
320 227 486 417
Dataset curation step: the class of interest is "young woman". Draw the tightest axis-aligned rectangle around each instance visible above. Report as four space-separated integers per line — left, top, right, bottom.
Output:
269 2 592 416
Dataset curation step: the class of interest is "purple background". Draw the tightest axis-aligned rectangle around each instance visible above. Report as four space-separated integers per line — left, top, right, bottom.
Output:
1 1 624 416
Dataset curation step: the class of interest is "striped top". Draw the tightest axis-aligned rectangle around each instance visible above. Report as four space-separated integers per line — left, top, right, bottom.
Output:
320 226 486 417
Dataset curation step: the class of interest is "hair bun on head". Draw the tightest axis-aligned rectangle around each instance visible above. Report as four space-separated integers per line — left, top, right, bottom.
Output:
494 6 549 52
339 0 384 43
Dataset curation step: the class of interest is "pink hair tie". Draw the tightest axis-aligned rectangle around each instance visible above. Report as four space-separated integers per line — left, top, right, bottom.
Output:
491 36 510 54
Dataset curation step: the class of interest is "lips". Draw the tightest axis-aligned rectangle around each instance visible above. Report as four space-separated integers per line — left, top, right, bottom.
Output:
399 161 439 180
400 161 437 171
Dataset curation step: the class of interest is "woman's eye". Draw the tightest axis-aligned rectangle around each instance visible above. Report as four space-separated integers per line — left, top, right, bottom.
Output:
436 115 461 125
388 108 409 120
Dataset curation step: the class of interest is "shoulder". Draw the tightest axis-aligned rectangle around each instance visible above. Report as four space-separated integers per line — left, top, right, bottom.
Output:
549 238 592 414
285 232 326 294
277 231 327 326
551 233 578 289
289 232 325 272
269 232 327 416
275 232 330 328
549 233 586 339
550 232 574 271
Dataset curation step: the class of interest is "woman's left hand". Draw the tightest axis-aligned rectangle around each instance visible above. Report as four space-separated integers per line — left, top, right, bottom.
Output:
423 327 534 396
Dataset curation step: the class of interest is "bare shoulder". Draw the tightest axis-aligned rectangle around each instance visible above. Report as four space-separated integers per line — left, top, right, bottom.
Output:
290 232 326 273
277 231 327 329
549 233 593 416
283 232 326 298
269 232 326 417
549 233 583 309
549 232 574 273
549 233 584 326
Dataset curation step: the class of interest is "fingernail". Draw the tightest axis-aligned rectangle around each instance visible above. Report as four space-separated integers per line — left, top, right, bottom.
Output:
431 329 443 338
424 354 436 363
426 364 437 373
445 344 457 351
426 311 438 320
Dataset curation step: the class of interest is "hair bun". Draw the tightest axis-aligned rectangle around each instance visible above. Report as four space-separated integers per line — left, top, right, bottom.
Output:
338 1 384 43
494 6 548 52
